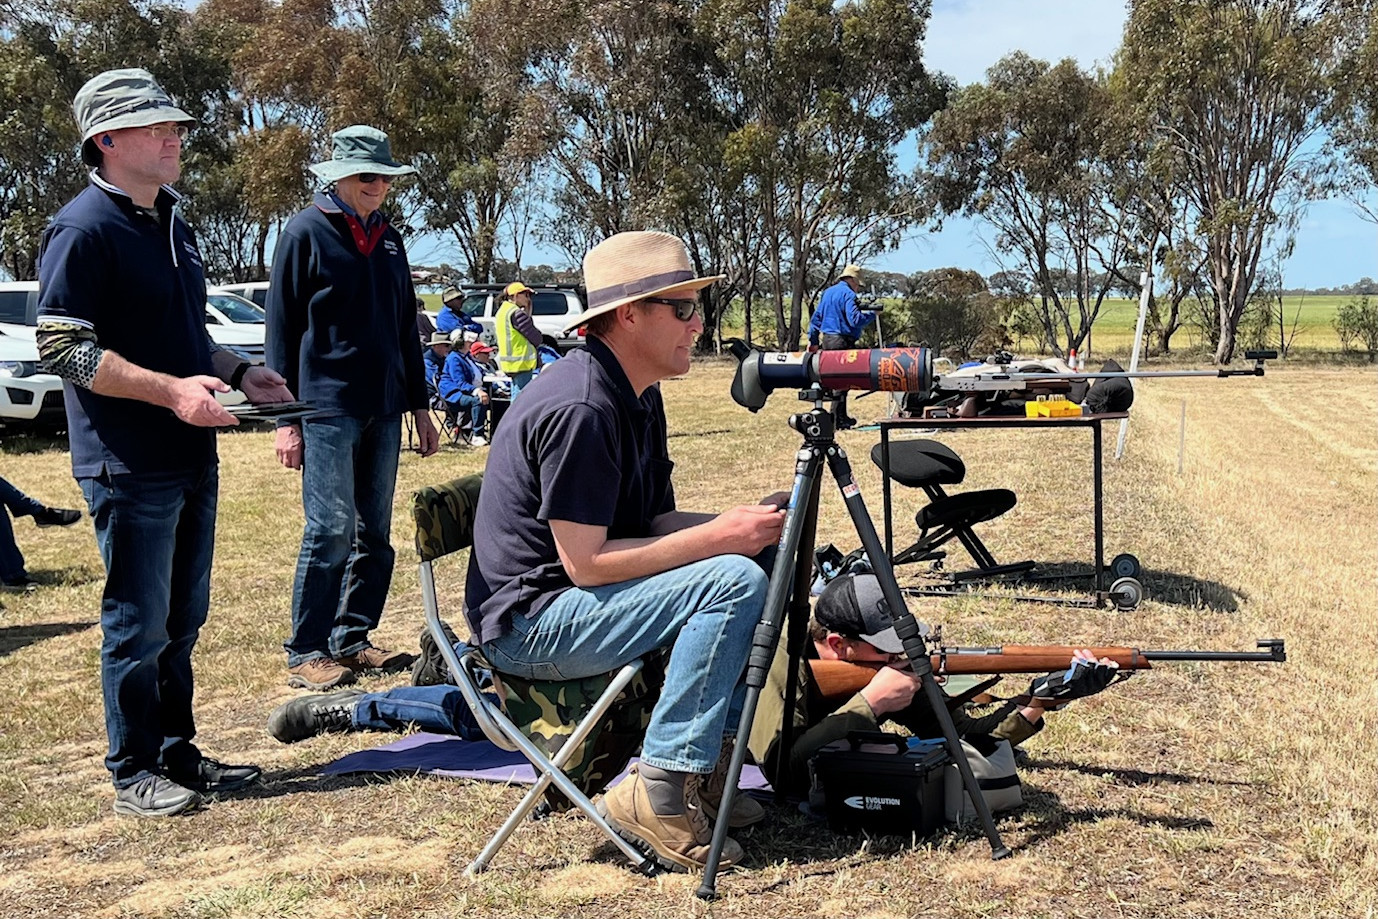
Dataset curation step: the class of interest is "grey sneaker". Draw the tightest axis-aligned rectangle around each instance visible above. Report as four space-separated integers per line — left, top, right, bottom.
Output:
113 775 204 818
268 690 365 743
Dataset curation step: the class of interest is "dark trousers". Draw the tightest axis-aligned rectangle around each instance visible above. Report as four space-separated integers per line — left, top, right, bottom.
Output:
80 466 218 788
0 476 42 582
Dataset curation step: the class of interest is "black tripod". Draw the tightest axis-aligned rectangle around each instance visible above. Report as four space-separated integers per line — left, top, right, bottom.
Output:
695 389 1011 899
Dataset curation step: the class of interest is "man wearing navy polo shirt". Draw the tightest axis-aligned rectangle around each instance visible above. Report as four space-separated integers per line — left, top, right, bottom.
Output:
462 231 786 873
267 125 438 693
36 68 293 818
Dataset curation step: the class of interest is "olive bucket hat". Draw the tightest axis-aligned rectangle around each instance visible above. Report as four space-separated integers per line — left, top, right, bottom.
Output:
308 125 416 185
73 68 196 166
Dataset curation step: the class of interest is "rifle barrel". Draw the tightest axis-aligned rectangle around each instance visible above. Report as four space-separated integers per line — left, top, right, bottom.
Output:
1143 639 1286 663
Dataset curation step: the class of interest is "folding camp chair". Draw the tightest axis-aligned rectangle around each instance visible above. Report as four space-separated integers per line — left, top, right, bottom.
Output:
870 439 1034 582
412 474 656 876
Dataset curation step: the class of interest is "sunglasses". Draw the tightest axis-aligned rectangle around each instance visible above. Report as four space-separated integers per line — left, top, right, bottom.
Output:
357 173 394 185
643 297 699 321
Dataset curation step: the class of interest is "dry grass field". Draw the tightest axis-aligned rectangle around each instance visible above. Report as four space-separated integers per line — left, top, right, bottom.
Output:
1 359 1374 919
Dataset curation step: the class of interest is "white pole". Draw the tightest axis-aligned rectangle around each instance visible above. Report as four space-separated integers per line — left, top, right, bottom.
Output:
1115 269 1153 460
1177 399 1186 475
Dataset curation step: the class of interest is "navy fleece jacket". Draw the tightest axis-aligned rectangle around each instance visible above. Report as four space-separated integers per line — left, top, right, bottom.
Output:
266 195 428 418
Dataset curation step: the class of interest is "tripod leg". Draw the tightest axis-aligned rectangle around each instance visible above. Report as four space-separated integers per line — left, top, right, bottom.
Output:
824 447 1013 860
697 442 825 900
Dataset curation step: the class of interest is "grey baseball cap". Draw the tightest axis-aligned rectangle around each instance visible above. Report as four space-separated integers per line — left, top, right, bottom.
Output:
308 125 416 184
74 68 195 146
815 573 928 654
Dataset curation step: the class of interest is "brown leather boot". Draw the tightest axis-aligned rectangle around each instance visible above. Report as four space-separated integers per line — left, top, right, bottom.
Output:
698 740 766 829
599 767 743 872
337 646 415 674
287 658 357 691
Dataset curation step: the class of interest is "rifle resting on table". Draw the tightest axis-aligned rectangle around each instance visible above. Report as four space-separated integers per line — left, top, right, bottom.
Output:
810 639 1287 702
728 341 1275 412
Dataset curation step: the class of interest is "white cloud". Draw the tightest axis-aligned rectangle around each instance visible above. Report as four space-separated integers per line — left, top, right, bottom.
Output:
924 0 1128 85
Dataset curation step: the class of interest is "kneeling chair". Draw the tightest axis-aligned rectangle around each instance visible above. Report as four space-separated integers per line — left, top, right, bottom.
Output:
871 440 1034 583
413 474 661 875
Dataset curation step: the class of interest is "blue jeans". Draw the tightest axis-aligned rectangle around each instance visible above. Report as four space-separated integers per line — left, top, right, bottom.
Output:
507 370 535 400
0 476 42 581
80 466 218 788
351 684 491 740
286 414 401 667
446 393 488 435
483 555 768 773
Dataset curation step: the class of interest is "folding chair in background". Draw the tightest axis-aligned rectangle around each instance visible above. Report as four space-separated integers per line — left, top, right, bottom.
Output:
412 474 660 876
870 439 1034 583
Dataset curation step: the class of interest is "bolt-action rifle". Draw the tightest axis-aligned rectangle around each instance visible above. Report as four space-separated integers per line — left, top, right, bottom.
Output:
810 639 1286 703
727 341 1275 413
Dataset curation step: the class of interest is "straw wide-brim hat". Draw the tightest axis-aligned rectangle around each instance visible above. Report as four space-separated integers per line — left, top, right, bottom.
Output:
840 263 862 280
309 125 416 184
564 231 724 332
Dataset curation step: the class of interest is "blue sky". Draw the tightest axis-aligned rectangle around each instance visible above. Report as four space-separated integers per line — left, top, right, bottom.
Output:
878 0 1376 288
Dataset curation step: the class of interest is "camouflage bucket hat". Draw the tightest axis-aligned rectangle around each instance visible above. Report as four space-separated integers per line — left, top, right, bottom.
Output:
73 68 196 160
309 125 416 185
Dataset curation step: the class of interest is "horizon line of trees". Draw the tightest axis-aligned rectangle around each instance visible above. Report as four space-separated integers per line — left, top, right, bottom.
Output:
1 0 1373 362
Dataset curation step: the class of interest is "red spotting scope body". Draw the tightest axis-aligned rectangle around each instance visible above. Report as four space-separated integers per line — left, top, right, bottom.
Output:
729 345 934 411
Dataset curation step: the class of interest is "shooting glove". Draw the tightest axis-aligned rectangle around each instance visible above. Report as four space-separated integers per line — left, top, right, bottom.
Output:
1027 657 1122 709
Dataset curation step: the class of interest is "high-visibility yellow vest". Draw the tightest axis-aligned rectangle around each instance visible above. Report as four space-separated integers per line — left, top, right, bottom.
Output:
495 299 537 373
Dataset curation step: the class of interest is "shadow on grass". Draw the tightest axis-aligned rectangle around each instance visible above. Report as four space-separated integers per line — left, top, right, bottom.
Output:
1015 786 1215 847
0 620 96 658
897 558 1242 613
1020 756 1252 788
0 428 68 455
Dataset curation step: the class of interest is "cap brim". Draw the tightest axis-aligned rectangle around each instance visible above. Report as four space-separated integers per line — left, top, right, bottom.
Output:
309 161 417 183
560 274 725 333
857 627 905 655
82 104 196 143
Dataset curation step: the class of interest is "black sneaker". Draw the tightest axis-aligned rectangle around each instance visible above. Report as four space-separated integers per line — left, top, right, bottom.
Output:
1 577 38 593
113 775 204 818
411 623 459 687
267 689 364 743
32 507 81 528
168 757 262 795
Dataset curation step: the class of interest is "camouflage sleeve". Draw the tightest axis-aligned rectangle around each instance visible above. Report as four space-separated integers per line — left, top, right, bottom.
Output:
36 320 105 390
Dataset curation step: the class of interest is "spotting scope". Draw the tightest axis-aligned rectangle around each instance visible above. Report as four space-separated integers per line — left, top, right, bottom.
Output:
728 342 932 412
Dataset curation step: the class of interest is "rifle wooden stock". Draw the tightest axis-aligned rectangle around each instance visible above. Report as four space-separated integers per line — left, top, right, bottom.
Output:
807 639 1285 703
809 647 1151 701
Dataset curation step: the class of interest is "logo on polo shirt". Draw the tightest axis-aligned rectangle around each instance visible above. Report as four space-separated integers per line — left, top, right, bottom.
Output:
383 239 399 256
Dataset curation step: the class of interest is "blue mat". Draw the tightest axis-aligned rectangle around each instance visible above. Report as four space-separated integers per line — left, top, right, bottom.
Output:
323 731 772 791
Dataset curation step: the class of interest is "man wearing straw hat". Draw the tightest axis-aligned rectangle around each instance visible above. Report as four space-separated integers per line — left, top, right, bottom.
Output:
266 125 437 693
36 67 293 817
462 231 787 872
806 263 873 429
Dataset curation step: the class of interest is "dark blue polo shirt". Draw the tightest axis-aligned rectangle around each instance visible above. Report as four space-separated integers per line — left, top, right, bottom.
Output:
36 177 216 477
463 337 676 645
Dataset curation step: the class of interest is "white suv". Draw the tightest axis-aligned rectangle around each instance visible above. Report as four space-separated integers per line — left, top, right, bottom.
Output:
0 281 263 424
451 285 588 353
0 282 65 428
210 281 269 309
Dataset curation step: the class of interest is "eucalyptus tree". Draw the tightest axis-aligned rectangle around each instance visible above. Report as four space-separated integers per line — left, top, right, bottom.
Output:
925 53 1137 358
1116 0 1342 363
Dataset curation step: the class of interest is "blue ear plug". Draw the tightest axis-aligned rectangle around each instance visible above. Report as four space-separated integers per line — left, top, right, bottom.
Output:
102 136 113 147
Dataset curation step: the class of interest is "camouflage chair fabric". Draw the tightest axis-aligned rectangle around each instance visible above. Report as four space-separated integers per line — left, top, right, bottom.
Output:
413 473 666 810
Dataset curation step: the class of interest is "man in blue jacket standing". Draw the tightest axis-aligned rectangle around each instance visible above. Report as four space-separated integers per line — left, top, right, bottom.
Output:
267 125 438 692
806 263 873 429
36 68 293 817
